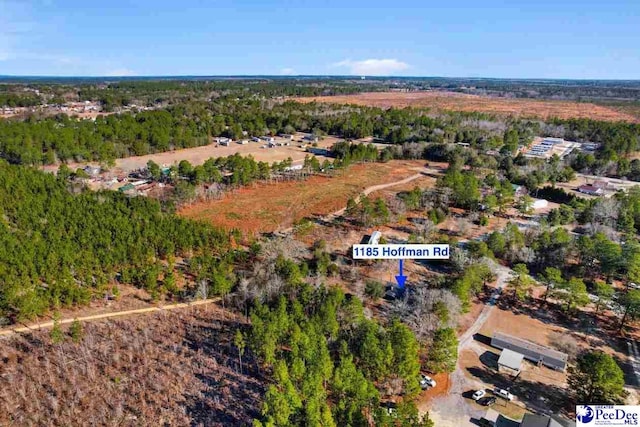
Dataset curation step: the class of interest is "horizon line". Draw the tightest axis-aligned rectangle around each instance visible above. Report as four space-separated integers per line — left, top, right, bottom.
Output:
1 74 640 82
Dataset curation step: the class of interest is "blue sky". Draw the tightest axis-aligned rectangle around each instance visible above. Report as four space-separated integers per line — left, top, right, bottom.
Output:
1 0 638 78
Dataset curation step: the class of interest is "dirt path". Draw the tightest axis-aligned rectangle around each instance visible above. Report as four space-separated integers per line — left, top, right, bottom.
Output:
0 298 220 338
426 259 512 427
279 167 430 234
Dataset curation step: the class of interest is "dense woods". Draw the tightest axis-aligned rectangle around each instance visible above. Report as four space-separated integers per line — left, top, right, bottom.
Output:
249 288 431 427
0 160 230 321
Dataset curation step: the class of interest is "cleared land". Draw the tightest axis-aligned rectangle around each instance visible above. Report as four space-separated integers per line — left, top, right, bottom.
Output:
179 160 428 235
295 91 640 123
43 134 343 176
0 305 263 426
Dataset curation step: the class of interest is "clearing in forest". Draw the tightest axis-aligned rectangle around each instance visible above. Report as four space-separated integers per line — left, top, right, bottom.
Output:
178 160 428 235
295 91 639 123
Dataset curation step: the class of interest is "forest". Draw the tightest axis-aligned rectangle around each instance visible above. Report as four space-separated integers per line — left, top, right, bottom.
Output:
0 160 231 322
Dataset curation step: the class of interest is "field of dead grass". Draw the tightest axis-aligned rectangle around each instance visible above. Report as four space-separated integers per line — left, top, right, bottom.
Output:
178 160 427 235
295 91 639 123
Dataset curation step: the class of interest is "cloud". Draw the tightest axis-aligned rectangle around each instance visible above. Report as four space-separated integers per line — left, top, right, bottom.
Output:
104 68 136 77
279 67 296 75
331 58 410 76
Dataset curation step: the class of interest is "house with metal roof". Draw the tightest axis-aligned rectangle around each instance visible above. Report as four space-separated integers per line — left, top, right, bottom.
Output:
491 332 568 371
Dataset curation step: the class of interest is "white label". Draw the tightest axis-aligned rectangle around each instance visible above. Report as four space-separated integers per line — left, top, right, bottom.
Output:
352 244 450 260
577 405 640 426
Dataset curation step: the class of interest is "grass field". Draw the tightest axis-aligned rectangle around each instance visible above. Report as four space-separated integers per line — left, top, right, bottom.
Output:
295 91 639 123
178 160 427 235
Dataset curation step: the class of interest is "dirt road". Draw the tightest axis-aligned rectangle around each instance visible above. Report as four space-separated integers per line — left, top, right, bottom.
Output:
426 259 512 427
0 298 220 338
279 167 430 234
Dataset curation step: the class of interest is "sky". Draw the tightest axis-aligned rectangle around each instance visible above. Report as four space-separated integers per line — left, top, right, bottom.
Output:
0 0 638 79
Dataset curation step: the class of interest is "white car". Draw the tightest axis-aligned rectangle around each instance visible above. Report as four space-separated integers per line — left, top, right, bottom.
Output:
472 389 486 401
420 374 436 389
494 388 514 401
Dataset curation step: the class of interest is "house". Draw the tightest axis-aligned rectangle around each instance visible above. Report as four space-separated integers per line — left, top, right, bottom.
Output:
237 139 249 145
520 414 570 427
491 332 568 371
542 137 564 145
578 184 603 196
279 134 294 140
261 136 275 143
497 349 524 375
251 136 261 142
303 134 319 143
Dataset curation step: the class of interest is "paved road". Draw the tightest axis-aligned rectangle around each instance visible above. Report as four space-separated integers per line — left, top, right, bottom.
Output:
0 298 220 338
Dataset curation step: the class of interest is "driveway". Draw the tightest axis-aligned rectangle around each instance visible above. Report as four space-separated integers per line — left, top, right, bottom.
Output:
423 259 512 426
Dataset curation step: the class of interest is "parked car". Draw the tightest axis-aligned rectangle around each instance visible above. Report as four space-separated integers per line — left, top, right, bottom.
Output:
419 374 436 389
478 396 497 407
494 388 514 401
472 389 486 401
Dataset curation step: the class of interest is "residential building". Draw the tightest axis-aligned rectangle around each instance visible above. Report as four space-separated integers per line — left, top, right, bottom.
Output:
578 185 603 196
491 332 568 371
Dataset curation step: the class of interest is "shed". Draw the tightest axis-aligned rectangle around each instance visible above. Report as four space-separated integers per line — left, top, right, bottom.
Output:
491 332 568 371
368 231 382 245
498 349 524 375
481 409 499 427
118 183 135 192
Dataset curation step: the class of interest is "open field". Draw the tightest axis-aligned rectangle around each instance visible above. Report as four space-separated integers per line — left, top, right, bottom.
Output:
179 160 428 235
295 91 640 123
43 133 344 176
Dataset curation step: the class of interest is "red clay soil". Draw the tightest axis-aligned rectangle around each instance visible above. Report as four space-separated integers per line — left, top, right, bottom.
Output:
416 373 452 405
178 160 426 236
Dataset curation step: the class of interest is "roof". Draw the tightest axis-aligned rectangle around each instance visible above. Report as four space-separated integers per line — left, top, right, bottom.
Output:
578 185 602 194
492 332 568 363
521 414 565 427
498 349 524 371
483 409 500 423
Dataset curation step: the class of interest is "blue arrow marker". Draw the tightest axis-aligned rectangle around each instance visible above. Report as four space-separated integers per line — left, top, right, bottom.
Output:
395 259 407 289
